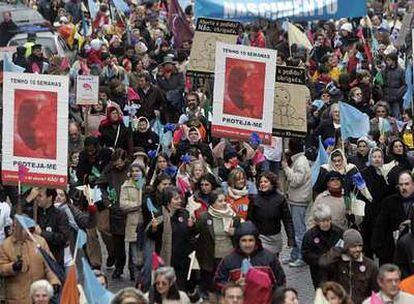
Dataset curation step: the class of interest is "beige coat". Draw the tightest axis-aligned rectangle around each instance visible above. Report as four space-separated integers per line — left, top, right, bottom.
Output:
309 191 347 230
119 179 144 242
0 234 60 304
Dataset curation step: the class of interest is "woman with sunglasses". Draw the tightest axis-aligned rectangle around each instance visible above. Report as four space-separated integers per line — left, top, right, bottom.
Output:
146 267 190 303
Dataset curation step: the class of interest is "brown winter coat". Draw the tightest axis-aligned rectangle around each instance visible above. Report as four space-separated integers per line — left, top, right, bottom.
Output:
119 179 143 242
320 248 378 304
0 234 60 304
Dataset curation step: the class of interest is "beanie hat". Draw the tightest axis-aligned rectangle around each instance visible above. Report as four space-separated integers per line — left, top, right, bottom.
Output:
343 229 363 250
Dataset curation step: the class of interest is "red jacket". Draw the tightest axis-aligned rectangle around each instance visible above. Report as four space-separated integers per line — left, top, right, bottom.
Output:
251 32 266 48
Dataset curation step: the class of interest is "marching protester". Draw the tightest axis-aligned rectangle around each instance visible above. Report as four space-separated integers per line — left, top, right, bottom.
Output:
4 0 414 303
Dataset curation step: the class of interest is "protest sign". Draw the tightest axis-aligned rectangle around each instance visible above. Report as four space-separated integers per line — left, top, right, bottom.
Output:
273 66 308 138
1 72 69 187
195 0 367 23
212 42 276 144
76 75 99 105
188 18 240 76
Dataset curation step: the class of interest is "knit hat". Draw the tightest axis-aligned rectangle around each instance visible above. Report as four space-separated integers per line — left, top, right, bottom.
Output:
343 229 363 250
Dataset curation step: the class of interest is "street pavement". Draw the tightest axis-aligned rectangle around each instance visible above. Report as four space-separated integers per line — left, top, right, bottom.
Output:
104 243 315 303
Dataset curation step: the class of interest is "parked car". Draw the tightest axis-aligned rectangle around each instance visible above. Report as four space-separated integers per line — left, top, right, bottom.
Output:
8 31 76 61
0 4 49 28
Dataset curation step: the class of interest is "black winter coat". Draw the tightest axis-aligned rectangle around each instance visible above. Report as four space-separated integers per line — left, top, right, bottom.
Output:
313 165 359 197
132 130 159 153
360 166 391 257
302 225 343 288
147 208 195 284
247 189 295 245
99 123 132 154
136 85 166 122
20 202 71 266
394 232 414 279
176 140 215 166
76 147 112 186
382 65 406 104
372 193 411 263
214 244 286 291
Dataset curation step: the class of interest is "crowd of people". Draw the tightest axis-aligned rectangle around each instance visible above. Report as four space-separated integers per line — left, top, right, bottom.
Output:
1 0 414 303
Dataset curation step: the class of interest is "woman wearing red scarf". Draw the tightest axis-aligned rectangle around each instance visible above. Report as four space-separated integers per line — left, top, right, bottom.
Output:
98 105 133 154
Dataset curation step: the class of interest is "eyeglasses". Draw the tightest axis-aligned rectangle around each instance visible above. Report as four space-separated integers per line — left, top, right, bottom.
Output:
187 99 197 102
155 281 168 286
355 93 362 96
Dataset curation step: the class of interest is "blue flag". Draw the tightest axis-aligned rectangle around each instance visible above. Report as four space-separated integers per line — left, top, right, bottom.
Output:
146 197 158 214
403 62 413 110
15 214 36 229
112 0 129 13
88 0 99 20
3 53 25 73
76 229 87 249
241 258 251 275
82 257 114 304
311 137 329 186
339 102 370 140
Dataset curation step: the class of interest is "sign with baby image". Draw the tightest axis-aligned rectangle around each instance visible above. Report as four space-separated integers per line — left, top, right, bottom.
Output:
273 66 308 138
188 18 241 76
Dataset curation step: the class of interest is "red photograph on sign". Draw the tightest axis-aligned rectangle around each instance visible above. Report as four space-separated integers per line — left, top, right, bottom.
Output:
13 89 58 159
223 58 265 119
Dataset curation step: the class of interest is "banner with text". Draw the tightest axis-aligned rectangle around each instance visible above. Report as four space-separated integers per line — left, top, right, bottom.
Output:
76 75 99 105
2 72 69 187
195 0 367 23
273 66 308 138
188 18 240 76
212 42 276 144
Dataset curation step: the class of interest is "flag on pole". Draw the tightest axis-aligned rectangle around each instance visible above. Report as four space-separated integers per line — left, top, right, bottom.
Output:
60 264 79 304
15 214 36 229
339 102 370 140
112 0 129 13
168 0 193 48
3 53 25 73
88 0 99 20
403 61 413 110
311 137 329 186
75 229 87 249
287 22 313 51
39 247 66 284
82 257 114 304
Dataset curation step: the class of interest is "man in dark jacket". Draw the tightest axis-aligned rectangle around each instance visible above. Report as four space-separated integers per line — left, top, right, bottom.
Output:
302 204 343 288
394 212 414 279
381 53 406 119
320 229 378 304
0 12 18 46
136 71 166 122
76 136 112 186
214 221 286 303
21 188 70 266
372 171 414 265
